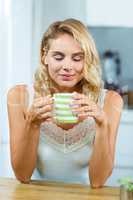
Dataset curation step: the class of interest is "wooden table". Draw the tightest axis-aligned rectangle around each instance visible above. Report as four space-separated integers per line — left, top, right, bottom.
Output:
0 177 120 200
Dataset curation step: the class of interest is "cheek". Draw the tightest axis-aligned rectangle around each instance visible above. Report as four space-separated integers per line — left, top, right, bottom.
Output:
75 62 84 73
48 61 60 78
47 60 60 75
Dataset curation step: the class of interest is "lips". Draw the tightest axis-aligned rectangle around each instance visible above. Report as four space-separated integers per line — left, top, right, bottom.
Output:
60 74 74 77
59 74 74 80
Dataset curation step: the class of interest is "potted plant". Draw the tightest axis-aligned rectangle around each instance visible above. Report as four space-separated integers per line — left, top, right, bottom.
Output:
118 177 133 200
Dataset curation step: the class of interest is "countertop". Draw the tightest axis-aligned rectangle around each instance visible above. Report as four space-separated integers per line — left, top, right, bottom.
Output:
0 177 120 200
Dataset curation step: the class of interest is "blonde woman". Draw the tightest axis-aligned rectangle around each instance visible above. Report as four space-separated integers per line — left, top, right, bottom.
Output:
7 18 123 188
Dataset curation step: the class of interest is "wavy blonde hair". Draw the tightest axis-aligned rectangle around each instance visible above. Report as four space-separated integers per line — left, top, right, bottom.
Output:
34 18 103 102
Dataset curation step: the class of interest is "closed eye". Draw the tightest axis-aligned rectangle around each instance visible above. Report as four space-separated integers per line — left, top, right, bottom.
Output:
73 55 84 62
53 54 64 61
54 57 63 61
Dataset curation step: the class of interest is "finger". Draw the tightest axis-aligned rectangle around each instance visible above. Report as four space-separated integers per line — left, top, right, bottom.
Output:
36 104 53 115
77 114 88 122
34 95 49 103
78 111 97 118
73 93 91 102
34 94 52 102
72 105 93 113
45 117 53 122
34 97 53 108
72 92 84 99
71 99 90 106
40 112 52 119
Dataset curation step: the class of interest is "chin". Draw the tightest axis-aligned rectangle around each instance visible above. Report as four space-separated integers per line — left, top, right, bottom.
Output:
54 78 81 90
59 83 76 88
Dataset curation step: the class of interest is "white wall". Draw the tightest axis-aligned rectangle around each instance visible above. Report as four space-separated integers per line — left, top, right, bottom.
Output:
86 0 133 27
0 0 34 143
0 0 13 143
11 0 33 85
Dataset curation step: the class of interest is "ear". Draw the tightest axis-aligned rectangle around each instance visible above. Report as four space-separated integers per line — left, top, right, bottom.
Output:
44 55 48 65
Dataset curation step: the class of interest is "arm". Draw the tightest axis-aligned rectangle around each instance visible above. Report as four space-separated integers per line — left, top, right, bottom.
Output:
7 85 40 183
89 91 123 188
7 85 53 183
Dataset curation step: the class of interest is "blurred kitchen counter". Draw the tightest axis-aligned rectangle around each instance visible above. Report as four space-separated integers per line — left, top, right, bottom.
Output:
0 177 120 200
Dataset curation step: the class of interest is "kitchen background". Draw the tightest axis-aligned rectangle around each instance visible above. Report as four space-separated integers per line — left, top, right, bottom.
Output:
0 0 133 186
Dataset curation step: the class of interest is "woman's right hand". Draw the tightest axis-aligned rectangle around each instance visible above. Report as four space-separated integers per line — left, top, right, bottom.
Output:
27 94 53 126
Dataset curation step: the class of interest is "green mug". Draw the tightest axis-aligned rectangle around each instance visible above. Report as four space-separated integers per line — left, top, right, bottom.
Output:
53 93 78 124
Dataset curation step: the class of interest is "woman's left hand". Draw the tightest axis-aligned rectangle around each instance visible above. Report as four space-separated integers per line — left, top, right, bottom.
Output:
71 92 106 125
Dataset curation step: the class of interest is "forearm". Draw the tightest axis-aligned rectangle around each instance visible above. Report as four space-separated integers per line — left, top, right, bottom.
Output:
10 117 40 183
89 120 113 188
87 91 123 188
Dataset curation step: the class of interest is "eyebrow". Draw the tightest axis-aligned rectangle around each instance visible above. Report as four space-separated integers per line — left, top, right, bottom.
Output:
72 52 84 56
51 51 64 55
50 51 84 56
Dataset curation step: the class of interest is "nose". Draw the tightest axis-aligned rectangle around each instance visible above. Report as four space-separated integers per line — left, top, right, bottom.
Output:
62 65 72 71
62 59 73 71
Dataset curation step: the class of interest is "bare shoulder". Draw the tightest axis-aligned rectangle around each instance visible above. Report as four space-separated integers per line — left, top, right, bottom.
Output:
104 90 123 110
7 84 28 105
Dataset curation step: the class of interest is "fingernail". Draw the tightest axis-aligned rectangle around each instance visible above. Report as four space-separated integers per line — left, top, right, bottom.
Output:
72 111 78 115
69 104 75 107
73 91 77 95
70 104 79 108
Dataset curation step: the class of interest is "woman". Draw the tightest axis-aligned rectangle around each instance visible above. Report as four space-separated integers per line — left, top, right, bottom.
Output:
7 18 123 188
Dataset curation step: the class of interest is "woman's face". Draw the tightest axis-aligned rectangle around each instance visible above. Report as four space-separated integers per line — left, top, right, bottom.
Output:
45 33 84 92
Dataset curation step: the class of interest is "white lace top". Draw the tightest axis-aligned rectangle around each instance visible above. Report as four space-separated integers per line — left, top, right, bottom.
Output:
33 89 107 184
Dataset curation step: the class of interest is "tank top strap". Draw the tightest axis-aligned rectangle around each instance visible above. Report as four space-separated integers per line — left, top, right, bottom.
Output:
26 84 35 108
97 89 108 108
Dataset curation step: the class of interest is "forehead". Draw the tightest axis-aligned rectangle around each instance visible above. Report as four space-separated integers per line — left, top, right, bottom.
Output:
48 34 82 53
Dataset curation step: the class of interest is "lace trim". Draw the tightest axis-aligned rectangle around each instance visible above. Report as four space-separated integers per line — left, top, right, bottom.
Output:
40 118 96 153
39 89 107 153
